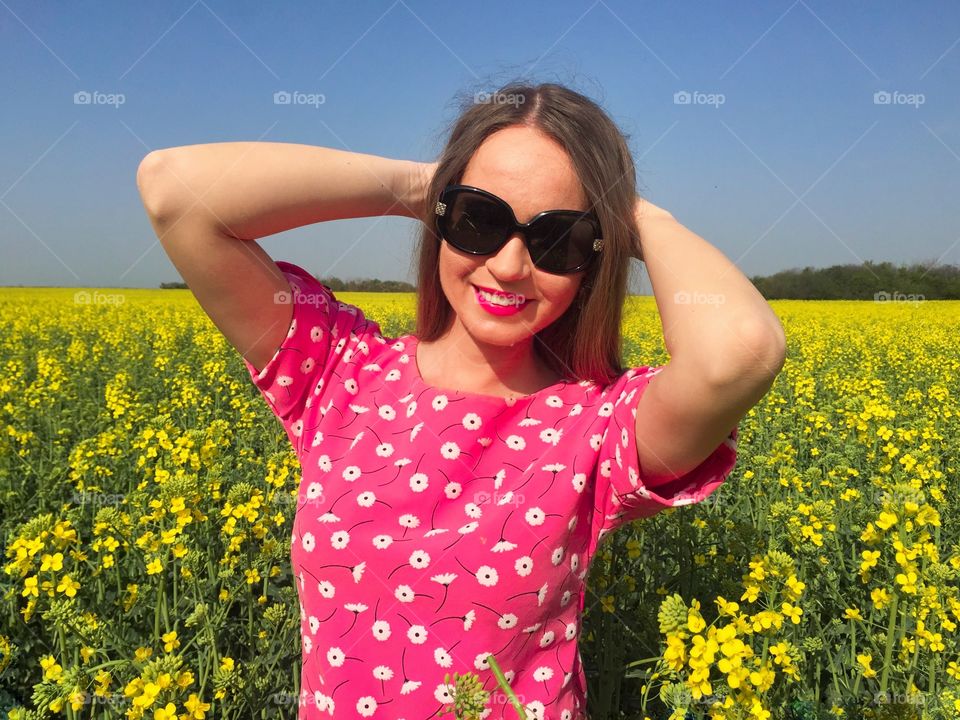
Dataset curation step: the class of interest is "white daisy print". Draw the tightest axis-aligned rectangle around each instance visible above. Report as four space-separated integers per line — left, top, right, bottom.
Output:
240 269 739 720
371 620 391 642
407 625 427 644
434 648 453 668
409 473 429 492
398 514 420 529
515 556 533 576
356 696 377 716
505 435 525 450
476 566 498 586
379 405 396 421
301 532 315 553
327 647 345 666
330 530 350 549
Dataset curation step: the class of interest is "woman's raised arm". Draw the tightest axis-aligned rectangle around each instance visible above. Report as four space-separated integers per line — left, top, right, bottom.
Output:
135 143 433 371
137 142 430 237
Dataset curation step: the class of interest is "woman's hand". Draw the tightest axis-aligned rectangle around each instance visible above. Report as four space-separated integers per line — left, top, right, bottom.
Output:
633 195 674 262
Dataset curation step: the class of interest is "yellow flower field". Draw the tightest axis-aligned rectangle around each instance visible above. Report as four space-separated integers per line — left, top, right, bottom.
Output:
0 287 958 720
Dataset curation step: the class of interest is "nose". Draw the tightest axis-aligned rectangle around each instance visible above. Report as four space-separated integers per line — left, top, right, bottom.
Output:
485 233 533 281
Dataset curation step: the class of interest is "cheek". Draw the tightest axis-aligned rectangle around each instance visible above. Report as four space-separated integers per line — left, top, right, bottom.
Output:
439 244 477 279
541 277 582 307
437 246 482 301
534 284 580 322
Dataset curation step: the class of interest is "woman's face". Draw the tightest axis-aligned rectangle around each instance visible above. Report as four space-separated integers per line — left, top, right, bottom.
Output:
438 125 588 348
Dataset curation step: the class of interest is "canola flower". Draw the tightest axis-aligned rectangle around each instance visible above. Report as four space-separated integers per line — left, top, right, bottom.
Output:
1 289 959 718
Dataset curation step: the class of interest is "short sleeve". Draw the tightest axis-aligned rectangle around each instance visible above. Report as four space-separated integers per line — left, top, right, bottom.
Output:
240 260 378 428
595 365 739 532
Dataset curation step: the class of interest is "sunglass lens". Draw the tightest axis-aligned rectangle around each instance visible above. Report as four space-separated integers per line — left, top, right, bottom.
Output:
443 191 509 254
528 215 596 273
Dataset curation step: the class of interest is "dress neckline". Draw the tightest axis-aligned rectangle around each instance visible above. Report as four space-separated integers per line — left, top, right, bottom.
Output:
402 334 573 404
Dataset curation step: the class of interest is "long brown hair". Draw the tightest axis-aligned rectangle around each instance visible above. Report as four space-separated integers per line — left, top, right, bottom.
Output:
412 82 640 387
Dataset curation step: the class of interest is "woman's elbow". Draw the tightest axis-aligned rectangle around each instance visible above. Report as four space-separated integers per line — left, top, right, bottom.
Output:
136 150 184 224
712 313 787 387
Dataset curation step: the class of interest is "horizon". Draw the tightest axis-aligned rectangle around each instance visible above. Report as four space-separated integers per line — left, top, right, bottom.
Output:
2 259 957 292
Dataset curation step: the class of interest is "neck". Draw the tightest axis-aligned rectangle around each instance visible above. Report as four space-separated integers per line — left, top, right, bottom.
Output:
423 322 554 396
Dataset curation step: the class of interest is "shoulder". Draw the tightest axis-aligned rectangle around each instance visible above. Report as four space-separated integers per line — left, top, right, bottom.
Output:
589 365 663 401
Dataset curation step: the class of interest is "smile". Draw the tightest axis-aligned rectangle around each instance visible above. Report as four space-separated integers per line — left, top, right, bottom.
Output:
473 284 530 315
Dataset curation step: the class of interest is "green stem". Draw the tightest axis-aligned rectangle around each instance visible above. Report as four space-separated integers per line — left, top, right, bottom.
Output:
161 578 170 632
851 617 860 697
247 590 254 638
814 656 822 707
154 575 161 642
486 655 526 719
879 593 899 693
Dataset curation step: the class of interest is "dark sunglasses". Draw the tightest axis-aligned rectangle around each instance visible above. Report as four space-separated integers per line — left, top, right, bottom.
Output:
434 184 604 274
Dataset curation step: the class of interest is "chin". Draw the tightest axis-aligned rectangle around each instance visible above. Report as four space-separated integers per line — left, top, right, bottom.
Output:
464 321 532 348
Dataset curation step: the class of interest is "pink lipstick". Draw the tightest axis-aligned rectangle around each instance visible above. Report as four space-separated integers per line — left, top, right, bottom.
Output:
473 284 530 316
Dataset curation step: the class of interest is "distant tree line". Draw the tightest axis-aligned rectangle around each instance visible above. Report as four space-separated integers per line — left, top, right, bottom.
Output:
316 277 416 292
749 261 960 300
159 276 416 292
161 261 960 299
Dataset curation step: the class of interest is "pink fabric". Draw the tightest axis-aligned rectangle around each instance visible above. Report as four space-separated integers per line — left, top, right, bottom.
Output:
242 261 739 720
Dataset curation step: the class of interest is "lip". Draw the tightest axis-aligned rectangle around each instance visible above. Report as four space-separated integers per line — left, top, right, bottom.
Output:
473 284 530 316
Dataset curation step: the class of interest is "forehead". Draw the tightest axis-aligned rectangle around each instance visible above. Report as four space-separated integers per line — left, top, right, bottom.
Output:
460 126 587 219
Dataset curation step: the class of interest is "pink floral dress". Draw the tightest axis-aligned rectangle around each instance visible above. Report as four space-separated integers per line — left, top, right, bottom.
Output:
242 261 739 720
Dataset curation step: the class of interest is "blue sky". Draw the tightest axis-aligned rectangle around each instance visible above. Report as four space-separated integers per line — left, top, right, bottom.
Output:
1 0 958 291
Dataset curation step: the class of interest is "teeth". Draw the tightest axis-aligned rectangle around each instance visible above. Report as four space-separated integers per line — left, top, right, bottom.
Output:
479 289 519 306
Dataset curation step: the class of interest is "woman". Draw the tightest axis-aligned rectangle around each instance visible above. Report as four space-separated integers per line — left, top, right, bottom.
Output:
137 82 785 720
